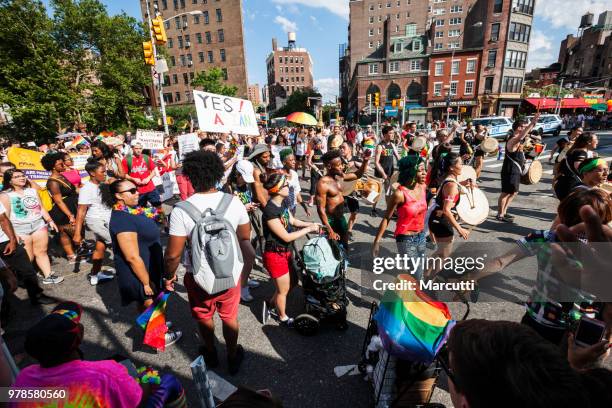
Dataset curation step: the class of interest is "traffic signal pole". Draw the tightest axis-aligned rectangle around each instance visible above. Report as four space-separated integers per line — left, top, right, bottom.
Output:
145 0 169 135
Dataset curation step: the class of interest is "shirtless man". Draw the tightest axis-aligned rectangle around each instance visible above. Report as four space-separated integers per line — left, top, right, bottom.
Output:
316 149 371 246
247 144 271 205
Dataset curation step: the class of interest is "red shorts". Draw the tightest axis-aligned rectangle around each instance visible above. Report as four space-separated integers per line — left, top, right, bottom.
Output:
263 250 291 279
184 273 240 322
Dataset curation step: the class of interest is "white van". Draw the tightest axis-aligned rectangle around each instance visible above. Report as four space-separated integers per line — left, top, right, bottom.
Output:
470 117 514 139
526 114 562 136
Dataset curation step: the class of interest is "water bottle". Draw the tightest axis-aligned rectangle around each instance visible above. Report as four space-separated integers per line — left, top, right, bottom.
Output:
497 145 504 161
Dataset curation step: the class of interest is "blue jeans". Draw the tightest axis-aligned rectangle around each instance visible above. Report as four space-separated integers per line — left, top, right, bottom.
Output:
396 232 426 280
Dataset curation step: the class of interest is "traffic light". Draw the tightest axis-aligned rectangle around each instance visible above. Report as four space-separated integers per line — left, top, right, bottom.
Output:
143 41 155 65
374 93 380 107
392 99 397 108
367 94 372 104
151 16 167 45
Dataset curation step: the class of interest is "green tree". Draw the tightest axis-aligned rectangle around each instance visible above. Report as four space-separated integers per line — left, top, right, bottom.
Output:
191 67 237 96
272 88 321 118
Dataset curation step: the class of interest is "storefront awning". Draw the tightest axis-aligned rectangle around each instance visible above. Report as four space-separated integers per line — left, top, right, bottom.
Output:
524 98 590 109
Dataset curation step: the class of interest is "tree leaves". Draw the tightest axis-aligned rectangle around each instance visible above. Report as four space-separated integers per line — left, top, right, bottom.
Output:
191 67 238 97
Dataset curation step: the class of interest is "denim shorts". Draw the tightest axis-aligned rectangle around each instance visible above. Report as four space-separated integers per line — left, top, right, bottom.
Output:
13 218 47 236
396 231 426 280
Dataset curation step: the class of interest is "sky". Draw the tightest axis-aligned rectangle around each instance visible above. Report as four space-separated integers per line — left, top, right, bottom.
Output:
48 1 611 102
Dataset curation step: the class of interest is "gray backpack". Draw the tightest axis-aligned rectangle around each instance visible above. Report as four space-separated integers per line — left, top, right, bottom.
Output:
175 194 244 295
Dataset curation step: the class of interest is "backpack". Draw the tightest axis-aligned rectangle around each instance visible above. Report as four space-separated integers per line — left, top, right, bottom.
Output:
302 236 341 283
174 194 244 295
126 154 152 173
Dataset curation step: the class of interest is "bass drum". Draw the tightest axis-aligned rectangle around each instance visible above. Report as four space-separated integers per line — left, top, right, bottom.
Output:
456 187 489 226
457 165 477 183
521 160 543 185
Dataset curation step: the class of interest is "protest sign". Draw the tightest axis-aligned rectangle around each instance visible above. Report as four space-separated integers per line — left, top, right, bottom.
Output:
177 133 200 160
136 129 165 149
7 148 90 186
193 90 259 136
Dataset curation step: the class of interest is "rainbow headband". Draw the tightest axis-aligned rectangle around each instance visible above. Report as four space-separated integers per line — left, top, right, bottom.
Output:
579 158 607 174
53 309 80 323
267 175 287 194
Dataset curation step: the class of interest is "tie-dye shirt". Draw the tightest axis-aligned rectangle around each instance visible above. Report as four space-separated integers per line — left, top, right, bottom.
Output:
11 359 142 408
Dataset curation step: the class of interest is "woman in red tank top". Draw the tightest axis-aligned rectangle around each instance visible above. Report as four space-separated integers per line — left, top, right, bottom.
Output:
373 155 428 279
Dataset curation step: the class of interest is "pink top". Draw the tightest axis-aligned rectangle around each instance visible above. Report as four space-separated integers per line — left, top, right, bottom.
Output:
61 169 82 187
10 359 142 408
395 185 427 236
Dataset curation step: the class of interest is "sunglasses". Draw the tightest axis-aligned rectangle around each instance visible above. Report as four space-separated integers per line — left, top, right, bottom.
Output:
118 187 138 194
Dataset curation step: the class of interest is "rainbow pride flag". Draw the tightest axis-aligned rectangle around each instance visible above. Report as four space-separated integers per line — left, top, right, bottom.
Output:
136 292 170 351
374 275 454 363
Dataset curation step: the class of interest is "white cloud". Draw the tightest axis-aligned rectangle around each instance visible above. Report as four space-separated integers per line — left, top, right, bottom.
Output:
271 0 349 20
535 0 608 30
314 78 339 103
274 16 298 33
527 29 557 70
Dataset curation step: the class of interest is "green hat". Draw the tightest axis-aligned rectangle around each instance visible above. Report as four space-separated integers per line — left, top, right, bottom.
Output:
280 148 294 163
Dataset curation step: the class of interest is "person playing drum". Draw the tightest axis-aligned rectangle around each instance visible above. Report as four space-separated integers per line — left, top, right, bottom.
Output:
340 141 363 240
316 149 371 247
372 156 428 279
472 123 490 181
372 126 401 217
497 114 539 223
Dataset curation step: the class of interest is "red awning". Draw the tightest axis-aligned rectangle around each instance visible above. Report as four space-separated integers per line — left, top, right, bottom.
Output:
525 98 590 109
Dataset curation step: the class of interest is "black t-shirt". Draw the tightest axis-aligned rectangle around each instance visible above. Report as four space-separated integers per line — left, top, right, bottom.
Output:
262 201 292 248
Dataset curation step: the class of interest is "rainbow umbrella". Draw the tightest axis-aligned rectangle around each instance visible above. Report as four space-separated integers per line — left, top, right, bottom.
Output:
287 112 318 126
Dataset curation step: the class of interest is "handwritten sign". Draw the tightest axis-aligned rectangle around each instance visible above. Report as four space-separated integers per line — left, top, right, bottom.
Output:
7 148 90 186
193 90 259 135
135 129 165 149
177 132 200 160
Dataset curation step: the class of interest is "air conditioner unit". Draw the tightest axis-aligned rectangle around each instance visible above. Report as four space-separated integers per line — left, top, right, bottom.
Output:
188 60 193 67
185 41 191 48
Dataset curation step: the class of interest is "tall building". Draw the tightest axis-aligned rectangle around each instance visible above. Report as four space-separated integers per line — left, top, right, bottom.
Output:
247 84 261 105
265 32 314 112
140 0 249 106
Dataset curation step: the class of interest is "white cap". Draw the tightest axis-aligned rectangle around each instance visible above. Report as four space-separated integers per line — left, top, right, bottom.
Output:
235 160 255 183
131 140 142 147
26 141 36 147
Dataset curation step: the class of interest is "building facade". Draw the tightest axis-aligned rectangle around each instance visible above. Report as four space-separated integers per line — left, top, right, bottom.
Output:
139 0 249 106
265 33 314 112
247 84 261 106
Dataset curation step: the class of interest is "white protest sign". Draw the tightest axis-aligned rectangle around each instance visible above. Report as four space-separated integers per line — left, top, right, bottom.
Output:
135 129 165 149
193 90 259 135
177 132 200 160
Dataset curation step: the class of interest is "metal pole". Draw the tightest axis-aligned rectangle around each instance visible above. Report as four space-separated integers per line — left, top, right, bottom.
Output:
447 46 457 127
145 0 169 135
555 77 564 115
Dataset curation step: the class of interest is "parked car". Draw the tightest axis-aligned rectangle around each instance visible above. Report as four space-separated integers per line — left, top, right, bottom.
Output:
470 117 514 139
526 114 562 136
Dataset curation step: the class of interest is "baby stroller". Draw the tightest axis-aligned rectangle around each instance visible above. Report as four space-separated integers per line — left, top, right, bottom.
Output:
293 236 349 336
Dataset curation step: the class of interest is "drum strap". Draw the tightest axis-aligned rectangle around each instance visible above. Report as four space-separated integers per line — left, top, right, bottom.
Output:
507 155 529 176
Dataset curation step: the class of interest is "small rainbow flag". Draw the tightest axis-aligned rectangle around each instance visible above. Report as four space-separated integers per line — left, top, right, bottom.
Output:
136 292 170 351
374 275 454 363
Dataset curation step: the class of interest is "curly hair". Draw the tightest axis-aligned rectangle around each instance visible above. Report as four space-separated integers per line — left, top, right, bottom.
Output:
321 149 342 165
182 150 224 192
41 152 65 171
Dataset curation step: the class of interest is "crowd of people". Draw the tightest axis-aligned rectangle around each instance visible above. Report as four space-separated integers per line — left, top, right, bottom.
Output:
0 113 611 406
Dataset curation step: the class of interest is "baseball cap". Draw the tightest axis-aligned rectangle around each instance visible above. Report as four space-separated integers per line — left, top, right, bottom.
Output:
236 160 255 183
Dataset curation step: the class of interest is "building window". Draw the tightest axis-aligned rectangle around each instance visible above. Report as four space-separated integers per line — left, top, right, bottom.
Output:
369 4 374 11
193 14 200 24
435 31 444 38
164 20 170 30
435 43 443 50
449 17 461 25
412 39 422 51
162 0 168 9
451 60 459 75
378 27 382 34
484 76 494 92
173 0 178 9
513 0 534 15
394 42 403 53
377 40 382 47
203 11 209 24
220 49 226 62
183 72 189 85
180 0 185 8
465 80 474 95
435 19 444 26
167 38 173 48
175 92 181 102
509 22 531 43
369 41 373 48
172 74 178 84
369 16 374 24
449 42 460 49
449 81 458 96
502 76 523 93
207 50 213 63
174 16 180 29
198 51 204 62
170 56 176 66
186 91 191 102
405 23 417 37
434 82 442 96
505 50 527 68
395 25 399 32
187 53 192 65
222 68 228 80
433 8 445 15
396 13 400 19
164 93 173 104
386 2 391 7
448 29 460 37
450 5 462 12
466 59 476 73
368 29 374 36
196 33 202 43
369 63 379 75
205 31 211 43
280 77 284 83
180 54 186 66
215 8 222 22
218 29 224 42
487 50 497 67
410 60 421 71
389 61 400 73
435 61 444 76
494 0 503 13
490 23 500 41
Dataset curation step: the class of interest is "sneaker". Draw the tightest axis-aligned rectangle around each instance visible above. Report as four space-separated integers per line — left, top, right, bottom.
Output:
89 273 99 286
97 270 115 282
42 274 64 285
164 330 182 347
247 279 260 289
67 256 87 265
279 317 294 328
241 287 254 303
228 345 245 375
199 345 219 369
262 301 271 324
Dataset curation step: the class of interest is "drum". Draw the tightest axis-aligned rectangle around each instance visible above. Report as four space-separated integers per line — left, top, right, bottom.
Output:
456 187 489 226
520 160 543 185
480 138 499 154
342 179 357 196
362 177 383 204
410 136 428 152
457 165 477 183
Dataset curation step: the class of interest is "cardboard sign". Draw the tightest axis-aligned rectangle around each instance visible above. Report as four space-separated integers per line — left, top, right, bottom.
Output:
135 129 165 149
177 132 200 160
7 148 90 186
193 90 259 135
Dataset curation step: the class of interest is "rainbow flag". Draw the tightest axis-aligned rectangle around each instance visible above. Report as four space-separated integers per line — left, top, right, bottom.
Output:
374 275 454 363
136 292 170 351
71 135 89 146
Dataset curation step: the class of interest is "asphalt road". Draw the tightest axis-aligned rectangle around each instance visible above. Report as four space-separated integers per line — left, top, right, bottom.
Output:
4 131 611 407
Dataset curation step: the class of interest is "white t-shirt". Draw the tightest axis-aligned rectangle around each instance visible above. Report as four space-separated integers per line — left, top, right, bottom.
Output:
0 201 9 243
295 135 307 156
78 182 112 223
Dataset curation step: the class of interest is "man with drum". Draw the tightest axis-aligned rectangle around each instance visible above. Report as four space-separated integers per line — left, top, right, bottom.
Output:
472 123 490 181
497 114 540 223
339 141 363 240
372 126 401 217
315 149 371 246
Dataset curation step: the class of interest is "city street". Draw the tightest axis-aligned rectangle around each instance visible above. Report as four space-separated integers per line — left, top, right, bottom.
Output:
4 131 610 407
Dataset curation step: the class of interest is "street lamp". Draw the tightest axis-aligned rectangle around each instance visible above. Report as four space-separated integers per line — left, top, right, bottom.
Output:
162 10 203 23
446 21 483 126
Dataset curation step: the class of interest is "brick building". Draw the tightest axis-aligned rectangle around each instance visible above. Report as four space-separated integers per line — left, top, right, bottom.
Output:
140 0 249 106
247 84 261 106
265 33 314 112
